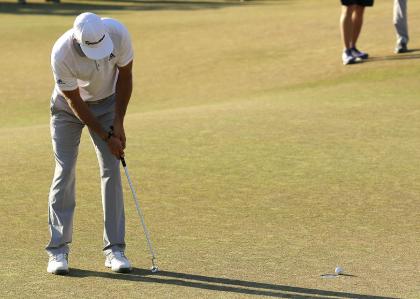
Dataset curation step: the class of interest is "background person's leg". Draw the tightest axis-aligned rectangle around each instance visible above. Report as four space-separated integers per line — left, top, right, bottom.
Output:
394 0 409 52
351 5 365 48
340 5 357 64
340 5 355 50
348 5 370 60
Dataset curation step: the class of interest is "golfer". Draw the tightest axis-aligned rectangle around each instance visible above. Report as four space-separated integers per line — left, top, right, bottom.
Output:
46 12 133 275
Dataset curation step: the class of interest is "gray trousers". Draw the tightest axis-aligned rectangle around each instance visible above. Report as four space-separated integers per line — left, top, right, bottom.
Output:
393 0 409 45
46 94 125 256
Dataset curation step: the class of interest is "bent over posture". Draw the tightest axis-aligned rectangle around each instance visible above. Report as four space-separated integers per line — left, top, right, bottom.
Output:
46 12 134 275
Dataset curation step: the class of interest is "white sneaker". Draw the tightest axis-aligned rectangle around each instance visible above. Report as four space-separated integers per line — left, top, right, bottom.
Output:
105 251 132 273
342 49 356 65
47 253 69 275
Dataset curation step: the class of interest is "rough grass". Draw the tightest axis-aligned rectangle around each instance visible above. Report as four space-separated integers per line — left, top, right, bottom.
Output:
0 0 419 298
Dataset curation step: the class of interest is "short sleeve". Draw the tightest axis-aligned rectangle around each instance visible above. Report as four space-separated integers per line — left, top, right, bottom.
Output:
116 23 134 67
51 56 78 91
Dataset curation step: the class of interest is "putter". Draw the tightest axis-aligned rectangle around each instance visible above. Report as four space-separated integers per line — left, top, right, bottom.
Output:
120 157 159 273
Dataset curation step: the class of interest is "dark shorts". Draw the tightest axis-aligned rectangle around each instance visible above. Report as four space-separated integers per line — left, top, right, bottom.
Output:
341 0 374 6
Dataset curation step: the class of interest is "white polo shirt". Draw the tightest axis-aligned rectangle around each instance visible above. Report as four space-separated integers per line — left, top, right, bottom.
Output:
51 18 133 102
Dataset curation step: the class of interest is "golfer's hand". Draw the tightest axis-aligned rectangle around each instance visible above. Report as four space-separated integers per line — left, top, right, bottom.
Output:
107 136 124 158
113 122 126 149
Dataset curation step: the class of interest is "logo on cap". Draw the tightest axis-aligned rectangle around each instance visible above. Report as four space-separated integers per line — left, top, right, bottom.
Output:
73 12 114 60
85 34 105 46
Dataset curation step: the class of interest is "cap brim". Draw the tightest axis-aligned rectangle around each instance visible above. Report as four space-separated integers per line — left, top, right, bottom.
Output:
80 32 113 60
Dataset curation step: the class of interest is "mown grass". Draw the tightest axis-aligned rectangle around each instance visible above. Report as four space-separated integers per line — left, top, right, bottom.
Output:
0 0 419 298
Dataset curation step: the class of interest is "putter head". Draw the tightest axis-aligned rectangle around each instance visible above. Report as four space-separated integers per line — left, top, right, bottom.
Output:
151 266 159 273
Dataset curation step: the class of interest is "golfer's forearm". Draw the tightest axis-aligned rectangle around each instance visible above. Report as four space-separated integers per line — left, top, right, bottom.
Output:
114 62 133 124
115 78 132 123
72 102 108 139
63 90 108 140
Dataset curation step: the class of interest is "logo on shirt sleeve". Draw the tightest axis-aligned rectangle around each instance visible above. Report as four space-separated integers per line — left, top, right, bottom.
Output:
109 53 116 61
56 79 65 85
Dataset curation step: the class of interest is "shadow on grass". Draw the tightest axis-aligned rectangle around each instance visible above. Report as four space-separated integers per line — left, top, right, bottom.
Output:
68 267 397 299
368 49 420 62
0 0 282 15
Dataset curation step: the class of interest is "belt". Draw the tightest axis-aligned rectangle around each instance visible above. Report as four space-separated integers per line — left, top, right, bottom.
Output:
86 94 114 106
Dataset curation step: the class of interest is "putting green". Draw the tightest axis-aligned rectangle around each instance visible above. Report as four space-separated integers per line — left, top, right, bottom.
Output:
0 1 419 298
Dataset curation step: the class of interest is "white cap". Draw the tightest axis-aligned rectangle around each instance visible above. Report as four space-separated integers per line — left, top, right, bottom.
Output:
73 12 113 60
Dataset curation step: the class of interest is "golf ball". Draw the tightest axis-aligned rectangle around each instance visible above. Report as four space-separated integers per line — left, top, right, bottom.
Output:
335 266 343 275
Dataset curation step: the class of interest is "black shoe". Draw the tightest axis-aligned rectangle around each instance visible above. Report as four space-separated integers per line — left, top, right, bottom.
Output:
395 43 408 54
351 47 369 60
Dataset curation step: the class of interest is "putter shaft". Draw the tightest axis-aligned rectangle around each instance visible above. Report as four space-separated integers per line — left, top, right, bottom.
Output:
121 157 158 266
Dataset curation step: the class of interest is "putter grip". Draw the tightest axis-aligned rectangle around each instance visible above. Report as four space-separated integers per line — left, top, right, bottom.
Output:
121 157 126 167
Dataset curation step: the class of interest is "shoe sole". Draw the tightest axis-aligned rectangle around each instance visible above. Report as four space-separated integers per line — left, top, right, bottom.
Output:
352 54 368 62
105 263 132 273
343 60 356 65
49 269 69 275
113 267 132 273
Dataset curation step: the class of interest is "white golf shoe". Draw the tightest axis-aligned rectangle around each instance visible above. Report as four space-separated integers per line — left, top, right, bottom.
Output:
47 253 69 275
105 251 132 273
342 49 356 65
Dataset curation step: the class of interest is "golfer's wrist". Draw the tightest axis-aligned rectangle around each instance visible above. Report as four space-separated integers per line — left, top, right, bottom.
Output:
103 127 114 142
